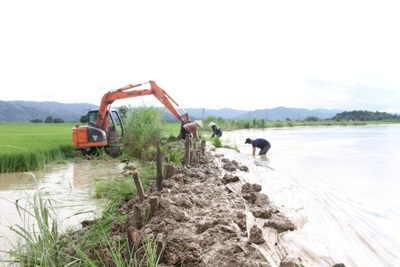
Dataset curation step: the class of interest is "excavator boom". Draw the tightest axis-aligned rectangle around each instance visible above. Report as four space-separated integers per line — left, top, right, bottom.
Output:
96 80 190 130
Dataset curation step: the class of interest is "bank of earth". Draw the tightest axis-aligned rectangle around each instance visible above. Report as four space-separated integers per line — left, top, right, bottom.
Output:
65 145 347 267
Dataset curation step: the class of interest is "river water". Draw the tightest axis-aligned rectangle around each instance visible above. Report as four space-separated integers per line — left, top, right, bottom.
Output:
1 124 399 266
213 124 400 267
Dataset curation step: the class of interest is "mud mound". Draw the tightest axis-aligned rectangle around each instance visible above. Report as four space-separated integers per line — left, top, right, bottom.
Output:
70 147 346 267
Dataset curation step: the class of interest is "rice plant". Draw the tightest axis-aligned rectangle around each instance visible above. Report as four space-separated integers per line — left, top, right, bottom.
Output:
0 123 75 172
211 136 223 148
166 149 184 166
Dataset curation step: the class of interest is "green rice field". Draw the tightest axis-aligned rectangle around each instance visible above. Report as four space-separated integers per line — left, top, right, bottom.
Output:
0 122 183 173
0 123 75 172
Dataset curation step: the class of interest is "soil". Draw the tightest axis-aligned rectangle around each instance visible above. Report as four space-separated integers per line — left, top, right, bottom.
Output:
67 146 346 267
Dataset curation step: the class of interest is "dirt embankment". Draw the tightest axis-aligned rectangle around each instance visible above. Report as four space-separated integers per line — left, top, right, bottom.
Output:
74 147 347 267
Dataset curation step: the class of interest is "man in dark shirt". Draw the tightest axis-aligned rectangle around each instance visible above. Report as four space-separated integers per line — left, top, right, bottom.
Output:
245 138 271 155
208 121 222 138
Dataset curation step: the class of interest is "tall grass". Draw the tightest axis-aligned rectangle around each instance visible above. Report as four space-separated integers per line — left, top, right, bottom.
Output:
7 189 64 266
122 106 164 162
6 187 161 266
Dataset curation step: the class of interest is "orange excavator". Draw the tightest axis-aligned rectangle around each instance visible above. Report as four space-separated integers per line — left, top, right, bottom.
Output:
72 80 190 157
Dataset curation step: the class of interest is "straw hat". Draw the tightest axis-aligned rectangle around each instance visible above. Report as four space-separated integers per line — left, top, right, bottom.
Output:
208 121 216 126
194 120 203 127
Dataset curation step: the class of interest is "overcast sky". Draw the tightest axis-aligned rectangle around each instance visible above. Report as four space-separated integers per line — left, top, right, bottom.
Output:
1 1 399 113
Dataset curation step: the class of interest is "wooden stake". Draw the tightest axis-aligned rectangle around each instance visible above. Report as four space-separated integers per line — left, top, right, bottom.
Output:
184 134 191 165
164 163 175 179
191 150 198 165
149 195 160 216
133 172 145 201
134 205 142 230
201 140 206 155
156 142 163 191
127 227 140 255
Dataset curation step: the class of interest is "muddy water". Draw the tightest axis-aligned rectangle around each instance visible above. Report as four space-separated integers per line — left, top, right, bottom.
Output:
215 124 400 267
0 159 124 264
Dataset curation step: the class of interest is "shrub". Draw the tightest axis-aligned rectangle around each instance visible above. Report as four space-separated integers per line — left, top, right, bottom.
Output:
122 106 164 161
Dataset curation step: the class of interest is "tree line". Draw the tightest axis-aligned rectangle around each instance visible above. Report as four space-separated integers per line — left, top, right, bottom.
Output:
332 110 399 121
30 116 65 123
30 109 399 124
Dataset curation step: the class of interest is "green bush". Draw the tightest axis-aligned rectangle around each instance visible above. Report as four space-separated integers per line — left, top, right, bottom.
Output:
122 106 164 161
211 136 223 148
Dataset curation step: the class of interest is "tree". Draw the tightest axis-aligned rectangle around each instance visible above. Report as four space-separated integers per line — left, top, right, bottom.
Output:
332 110 399 121
305 116 319 121
53 118 64 123
45 116 53 123
80 115 88 123
119 105 130 120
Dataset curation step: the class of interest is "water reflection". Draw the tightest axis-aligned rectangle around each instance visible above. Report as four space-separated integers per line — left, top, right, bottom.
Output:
0 160 124 264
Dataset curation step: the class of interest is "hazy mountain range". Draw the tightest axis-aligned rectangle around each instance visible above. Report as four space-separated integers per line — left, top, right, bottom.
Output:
0 100 345 123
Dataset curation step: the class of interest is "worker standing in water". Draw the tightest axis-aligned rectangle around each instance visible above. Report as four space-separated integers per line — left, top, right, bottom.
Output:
245 138 271 156
208 121 222 138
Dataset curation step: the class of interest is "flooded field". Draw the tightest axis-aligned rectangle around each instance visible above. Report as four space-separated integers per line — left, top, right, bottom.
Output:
0 159 124 264
216 124 400 267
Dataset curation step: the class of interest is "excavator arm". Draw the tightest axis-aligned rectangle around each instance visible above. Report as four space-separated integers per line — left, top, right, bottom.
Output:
72 80 190 156
96 80 190 130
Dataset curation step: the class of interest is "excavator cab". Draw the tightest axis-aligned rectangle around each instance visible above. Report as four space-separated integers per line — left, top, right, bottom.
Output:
89 109 124 154
73 109 124 157
87 109 124 139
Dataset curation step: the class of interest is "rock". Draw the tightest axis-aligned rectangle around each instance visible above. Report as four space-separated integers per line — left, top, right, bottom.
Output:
249 225 265 244
241 182 262 193
265 213 296 233
280 256 302 267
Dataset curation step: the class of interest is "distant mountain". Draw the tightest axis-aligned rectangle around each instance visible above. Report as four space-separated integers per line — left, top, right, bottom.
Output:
0 100 344 123
161 106 343 121
185 108 250 120
0 101 98 122
234 106 345 121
